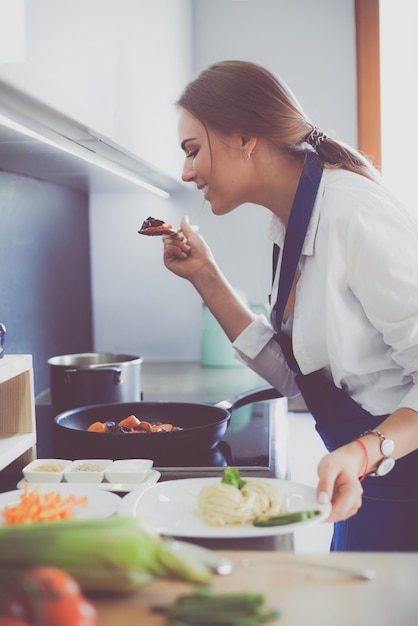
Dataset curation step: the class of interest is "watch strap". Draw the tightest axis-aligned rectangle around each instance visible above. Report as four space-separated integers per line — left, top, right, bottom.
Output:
360 429 394 457
360 429 395 476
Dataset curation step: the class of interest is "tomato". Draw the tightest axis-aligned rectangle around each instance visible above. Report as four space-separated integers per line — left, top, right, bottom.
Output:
1 567 99 626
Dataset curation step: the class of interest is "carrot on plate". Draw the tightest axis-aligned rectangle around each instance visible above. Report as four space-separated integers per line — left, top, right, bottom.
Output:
1 483 88 525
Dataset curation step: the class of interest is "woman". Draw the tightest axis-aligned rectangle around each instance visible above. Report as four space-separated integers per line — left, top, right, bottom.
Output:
162 60 418 551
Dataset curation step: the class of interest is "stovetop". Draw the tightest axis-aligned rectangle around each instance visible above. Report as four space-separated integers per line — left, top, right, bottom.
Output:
33 395 289 482
154 396 289 480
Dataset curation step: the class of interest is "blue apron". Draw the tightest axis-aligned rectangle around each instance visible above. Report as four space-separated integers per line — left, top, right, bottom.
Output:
273 152 418 551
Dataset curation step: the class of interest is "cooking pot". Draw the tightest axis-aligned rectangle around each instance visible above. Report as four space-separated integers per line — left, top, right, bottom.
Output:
52 386 281 463
48 352 143 416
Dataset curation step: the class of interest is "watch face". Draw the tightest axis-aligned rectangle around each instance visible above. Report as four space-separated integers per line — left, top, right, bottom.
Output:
375 457 395 476
381 438 394 457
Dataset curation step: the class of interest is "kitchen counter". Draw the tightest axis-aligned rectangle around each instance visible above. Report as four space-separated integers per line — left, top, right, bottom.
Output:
140 360 307 411
34 360 270 406
93 550 418 625
141 360 271 404
0 361 294 551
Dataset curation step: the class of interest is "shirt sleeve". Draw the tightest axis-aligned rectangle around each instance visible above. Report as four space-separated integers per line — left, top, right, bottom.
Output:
232 315 300 397
346 197 418 412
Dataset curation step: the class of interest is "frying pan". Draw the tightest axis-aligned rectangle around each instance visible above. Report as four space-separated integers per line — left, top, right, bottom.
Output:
52 387 281 463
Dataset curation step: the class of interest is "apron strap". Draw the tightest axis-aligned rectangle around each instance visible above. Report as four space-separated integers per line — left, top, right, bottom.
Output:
273 151 323 368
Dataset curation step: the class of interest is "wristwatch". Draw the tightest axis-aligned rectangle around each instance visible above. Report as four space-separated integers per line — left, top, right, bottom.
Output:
360 429 395 477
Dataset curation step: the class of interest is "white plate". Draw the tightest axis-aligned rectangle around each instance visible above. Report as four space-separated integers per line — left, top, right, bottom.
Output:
0 484 121 524
118 477 331 538
17 469 161 493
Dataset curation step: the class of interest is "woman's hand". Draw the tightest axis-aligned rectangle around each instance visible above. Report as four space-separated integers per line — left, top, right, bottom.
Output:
316 444 365 523
163 216 215 283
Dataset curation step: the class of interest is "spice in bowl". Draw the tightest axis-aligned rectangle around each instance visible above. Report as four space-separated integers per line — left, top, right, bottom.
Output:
64 460 113 483
22 459 72 483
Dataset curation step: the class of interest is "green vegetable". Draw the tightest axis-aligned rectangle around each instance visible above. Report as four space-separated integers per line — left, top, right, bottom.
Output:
154 587 280 626
221 467 247 490
0 516 211 593
253 509 322 527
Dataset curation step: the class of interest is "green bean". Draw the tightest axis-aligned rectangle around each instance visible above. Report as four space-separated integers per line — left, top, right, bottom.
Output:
253 509 322 527
154 589 280 626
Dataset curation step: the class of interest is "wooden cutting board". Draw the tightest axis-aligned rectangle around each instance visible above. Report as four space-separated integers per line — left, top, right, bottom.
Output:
94 551 418 626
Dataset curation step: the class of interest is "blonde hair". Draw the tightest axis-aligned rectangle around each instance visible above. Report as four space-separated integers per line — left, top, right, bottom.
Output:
177 60 381 183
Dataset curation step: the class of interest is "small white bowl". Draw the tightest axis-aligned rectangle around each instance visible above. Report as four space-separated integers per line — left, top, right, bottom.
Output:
104 459 153 484
64 459 113 483
23 458 72 483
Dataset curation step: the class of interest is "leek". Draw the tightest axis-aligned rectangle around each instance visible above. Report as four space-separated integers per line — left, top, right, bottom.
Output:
0 516 211 593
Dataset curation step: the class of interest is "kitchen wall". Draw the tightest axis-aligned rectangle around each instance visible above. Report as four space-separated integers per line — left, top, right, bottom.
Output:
90 0 357 362
0 171 92 394
0 0 196 384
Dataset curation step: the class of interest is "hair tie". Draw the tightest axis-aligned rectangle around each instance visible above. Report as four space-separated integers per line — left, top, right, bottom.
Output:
306 127 328 150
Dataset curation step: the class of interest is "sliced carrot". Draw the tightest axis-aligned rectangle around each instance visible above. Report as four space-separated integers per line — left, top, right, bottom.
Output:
87 421 107 432
118 414 141 429
151 423 174 432
134 421 152 432
1 483 88 525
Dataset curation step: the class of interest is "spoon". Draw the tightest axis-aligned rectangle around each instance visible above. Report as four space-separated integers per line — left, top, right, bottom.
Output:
164 539 376 581
238 556 376 581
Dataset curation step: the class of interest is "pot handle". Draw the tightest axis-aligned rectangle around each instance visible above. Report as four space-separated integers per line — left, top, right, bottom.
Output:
63 367 123 385
215 385 283 411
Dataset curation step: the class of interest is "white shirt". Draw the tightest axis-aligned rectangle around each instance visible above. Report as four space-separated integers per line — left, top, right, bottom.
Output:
233 168 418 416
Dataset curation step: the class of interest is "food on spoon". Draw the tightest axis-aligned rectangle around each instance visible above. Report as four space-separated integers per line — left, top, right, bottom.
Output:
138 216 175 236
87 414 183 433
0 516 212 593
197 467 283 526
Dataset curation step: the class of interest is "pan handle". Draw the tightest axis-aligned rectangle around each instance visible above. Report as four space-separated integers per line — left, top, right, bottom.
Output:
215 385 283 411
64 367 123 385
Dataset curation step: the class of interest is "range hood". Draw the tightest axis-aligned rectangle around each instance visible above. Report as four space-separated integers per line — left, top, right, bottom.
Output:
0 78 183 198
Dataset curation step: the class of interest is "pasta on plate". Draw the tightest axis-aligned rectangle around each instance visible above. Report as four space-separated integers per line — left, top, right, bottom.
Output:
197 479 283 526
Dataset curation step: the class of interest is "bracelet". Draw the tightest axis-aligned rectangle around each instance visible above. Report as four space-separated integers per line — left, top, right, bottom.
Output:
352 438 369 482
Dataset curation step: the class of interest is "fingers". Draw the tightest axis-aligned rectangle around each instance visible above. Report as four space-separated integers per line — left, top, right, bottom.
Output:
163 233 191 260
180 215 193 234
316 453 363 523
325 479 363 523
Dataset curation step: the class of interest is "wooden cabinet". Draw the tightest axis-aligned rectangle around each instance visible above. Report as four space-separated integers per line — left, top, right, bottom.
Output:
0 355 36 472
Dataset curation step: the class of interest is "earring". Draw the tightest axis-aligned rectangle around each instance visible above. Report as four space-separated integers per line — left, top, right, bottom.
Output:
245 150 253 161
